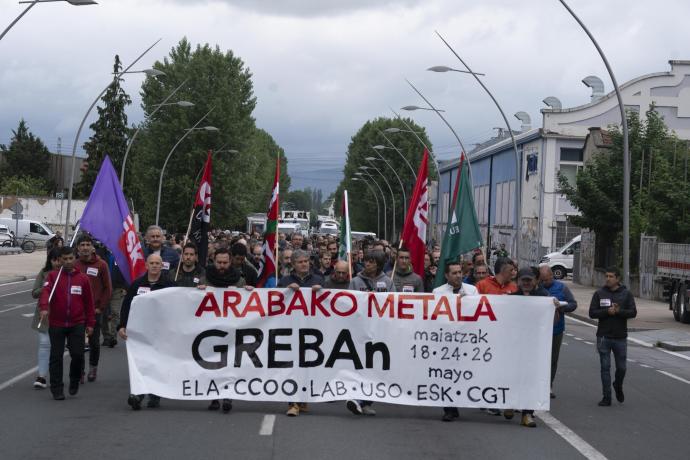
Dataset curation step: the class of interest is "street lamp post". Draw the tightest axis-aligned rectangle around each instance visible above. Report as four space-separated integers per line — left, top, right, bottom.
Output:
361 164 396 241
387 108 440 178
120 79 193 186
63 38 161 237
374 131 417 179
432 30 522 263
556 0 631 287
2 0 97 43
352 177 381 237
355 171 387 241
367 150 406 223
155 108 218 226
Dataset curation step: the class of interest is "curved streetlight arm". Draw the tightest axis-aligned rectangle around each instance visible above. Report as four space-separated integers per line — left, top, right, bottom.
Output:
435 30 521 261
377 130 417 179
359 170 388 241
556 0 630 286
0 1 38 42
390 107 434 162
64 38 161 237
370 147 407 222
155 107 215 226
367 163 396 241
121 78 189 186
353 178 381 237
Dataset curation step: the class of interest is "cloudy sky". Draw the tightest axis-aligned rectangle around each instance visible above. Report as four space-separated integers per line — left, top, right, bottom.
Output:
1 0 688 194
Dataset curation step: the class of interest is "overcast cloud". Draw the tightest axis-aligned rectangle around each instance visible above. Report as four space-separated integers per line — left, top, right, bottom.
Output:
1 0 688 194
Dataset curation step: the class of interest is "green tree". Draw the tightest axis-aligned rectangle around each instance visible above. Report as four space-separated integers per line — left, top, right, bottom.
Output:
0 119 52 188
127 38 288 231
0 175 49 196
334 117 434 239
559 107 690 269
76 55 132 197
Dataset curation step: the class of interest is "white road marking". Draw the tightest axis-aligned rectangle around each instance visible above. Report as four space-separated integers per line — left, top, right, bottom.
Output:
259 414 276 436
657 370 690 385
0 303 34 314
538 411 608 460
0 289 32 299
584 341 594 345
639 364 653 368
562 342 569 346
566 316 690 362
565 333 574 337
21 313 33 318
0 351 68 392
0 279 34 286
574 337 584 341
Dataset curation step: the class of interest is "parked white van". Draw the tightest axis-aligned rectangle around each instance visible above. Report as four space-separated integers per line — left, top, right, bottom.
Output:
540 235 581 280
0 218 55 245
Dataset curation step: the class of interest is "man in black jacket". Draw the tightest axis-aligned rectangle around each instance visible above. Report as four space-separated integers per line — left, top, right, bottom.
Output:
118 254 176 410
173 243 206 287
589 267 637 407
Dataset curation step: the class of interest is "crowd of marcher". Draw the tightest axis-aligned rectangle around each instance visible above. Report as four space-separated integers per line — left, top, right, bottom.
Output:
33 226 637 427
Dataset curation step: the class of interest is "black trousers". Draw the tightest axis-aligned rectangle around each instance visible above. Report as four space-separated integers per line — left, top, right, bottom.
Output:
49 324 85 392
88 313 101 367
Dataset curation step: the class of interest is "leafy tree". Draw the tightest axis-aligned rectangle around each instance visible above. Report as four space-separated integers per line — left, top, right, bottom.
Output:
0 119 52 188
0 175 49 196
558 107 690 269
334 117 434 239
76 55 132 197
126 38 288 231
285 189 312 211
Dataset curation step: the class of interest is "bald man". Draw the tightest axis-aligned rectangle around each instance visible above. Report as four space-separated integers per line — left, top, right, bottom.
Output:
117 254 176 410
324 260 351 289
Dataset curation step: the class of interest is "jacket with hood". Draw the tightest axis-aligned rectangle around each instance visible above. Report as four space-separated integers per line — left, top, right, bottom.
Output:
350 271 394 292
75 253 112 312
39 268 96 329
589 284 637 338
390 266 425 293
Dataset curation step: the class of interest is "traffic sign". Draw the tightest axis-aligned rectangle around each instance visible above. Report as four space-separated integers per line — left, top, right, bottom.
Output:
9 202 23 213
11 213 23 220
55 192 64 199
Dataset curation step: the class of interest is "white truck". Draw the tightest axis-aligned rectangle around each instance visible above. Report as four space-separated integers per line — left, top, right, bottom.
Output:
540 235 581 280
0 218 54 247
656 242 690 323
246 213 267 235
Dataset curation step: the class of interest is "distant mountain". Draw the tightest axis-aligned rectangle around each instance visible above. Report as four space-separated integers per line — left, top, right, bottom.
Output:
288 167 343 195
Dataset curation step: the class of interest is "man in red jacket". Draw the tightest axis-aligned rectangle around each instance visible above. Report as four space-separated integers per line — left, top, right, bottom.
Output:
75 234 112 383
40 246 95 400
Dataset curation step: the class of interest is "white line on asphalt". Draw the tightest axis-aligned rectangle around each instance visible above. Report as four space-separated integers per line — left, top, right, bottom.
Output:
0 303 34 314
259 414 276 436
0 367 38 392
21 313 33 318
565 333 574 337
584 341 594 345
639 364 653 368
574 337 584 341
538 411 608 460
657 370 690 385
563 342 569 346
0 279 34 286
0 289 32 299
566 316 690 362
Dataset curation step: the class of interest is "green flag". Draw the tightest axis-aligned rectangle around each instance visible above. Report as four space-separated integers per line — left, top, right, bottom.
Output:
434 154 483 288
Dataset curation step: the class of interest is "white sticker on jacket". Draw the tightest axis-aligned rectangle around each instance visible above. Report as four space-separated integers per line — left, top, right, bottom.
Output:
162 262 171 270
70 286 82 295
402 285 414 293
86 267 99 277
193 277 200 284
600 298 612 307
137 287 151 295
376 281 387 291
43 281 49 287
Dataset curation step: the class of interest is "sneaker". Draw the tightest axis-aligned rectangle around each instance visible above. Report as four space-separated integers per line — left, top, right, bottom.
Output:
486 409 502 416
52 391 65 401
128 394 142 411
298 402 309 413
598 397 611 407
503 409 514 420
147 396 160 408
613 383 625 403
346 400 363 415
87 368 97 382
286 403 300 417
550 391 556 399
33 377 47 389
442 412 455 422
362 405 377 416
222 399 232 413
521 414 537 427
68 380 79 396
208 400 220 411
84 344 90 352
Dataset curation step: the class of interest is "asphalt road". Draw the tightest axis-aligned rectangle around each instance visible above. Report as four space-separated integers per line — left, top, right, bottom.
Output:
1 280 689 460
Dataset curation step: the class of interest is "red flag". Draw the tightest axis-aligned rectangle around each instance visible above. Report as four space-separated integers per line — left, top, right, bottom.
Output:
190 152 212 264
400 149 429 277
257 156 280 287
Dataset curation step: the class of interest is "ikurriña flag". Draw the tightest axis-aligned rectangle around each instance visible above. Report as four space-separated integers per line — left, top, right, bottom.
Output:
400 149 429 278
79 155 146 285
190 152 212 265
257 155 280 287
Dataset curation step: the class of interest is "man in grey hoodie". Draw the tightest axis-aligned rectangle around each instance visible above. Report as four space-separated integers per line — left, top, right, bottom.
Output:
346 250 393 416
389 246 425 293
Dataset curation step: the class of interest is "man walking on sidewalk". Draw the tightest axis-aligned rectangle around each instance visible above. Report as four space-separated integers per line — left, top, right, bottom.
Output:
589 267 637 407
39 247 95 400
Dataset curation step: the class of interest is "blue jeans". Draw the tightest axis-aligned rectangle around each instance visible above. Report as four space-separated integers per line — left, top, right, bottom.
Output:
596 336 627 399
37 331 50 378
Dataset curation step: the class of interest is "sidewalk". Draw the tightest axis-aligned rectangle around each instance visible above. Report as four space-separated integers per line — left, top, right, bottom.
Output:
563 280 690 352
0 251 45 284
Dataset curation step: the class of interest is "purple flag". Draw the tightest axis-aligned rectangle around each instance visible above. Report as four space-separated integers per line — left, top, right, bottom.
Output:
79 156 146 285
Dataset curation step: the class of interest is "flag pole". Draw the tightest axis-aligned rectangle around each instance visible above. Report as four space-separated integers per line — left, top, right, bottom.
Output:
275 154 280 284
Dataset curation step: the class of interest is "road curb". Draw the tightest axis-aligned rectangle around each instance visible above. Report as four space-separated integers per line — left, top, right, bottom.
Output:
657 341 690 352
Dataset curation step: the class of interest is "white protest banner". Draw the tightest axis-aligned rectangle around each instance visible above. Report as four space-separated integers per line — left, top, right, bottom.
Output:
126 287 553 410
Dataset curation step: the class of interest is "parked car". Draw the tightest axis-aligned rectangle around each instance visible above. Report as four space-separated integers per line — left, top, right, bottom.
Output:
540 235 581 280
